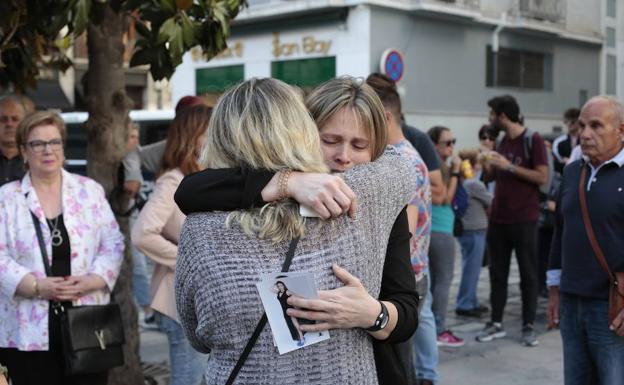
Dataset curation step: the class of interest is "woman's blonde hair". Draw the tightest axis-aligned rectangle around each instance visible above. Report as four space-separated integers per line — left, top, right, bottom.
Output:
306 76 388 161
200 78 328 243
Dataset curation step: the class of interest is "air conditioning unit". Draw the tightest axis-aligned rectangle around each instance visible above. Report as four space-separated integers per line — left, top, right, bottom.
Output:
519 0 565 23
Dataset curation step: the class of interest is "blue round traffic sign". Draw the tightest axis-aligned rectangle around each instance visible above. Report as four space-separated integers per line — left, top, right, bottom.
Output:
381 49 405 83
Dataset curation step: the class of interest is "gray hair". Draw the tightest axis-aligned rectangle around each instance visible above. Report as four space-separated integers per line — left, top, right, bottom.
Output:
0 95 27 115
584 95 624 126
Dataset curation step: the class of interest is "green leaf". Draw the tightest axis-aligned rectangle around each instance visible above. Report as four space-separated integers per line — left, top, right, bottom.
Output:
73 0 91 36
160 0 176 14
157 17 177 44
168 26 184 59
180 13 196 47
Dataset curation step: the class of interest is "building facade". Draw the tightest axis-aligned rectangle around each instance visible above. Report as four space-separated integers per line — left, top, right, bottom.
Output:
171 0 609 147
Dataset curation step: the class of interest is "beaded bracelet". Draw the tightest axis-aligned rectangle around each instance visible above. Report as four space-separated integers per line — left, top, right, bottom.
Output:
278 169 293 201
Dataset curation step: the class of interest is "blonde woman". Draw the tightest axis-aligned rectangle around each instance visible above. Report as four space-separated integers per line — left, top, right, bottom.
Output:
0 112 123 385
175 78 416 384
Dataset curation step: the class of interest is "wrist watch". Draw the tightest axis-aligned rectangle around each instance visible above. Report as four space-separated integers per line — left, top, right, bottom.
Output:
365 300 389 331
506 164 516 173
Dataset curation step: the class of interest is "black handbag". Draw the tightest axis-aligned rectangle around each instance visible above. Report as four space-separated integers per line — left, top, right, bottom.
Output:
31 212 125 375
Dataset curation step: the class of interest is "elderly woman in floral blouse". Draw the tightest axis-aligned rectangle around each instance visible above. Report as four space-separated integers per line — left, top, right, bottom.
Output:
0 111 124 385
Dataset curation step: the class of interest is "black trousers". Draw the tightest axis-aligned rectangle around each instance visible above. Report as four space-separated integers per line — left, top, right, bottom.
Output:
487 222 539 325
0 306 108 385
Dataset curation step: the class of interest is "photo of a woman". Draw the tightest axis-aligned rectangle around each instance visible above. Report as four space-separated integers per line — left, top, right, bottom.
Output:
275 281 305 346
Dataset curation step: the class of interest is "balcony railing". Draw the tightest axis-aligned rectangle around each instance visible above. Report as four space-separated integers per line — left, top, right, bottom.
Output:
517 0 566 23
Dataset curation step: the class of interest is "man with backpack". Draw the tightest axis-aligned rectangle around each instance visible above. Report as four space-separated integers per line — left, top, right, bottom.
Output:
477 95 549 347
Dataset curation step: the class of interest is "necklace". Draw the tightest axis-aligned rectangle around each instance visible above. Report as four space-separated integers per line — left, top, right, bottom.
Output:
47 215 63 247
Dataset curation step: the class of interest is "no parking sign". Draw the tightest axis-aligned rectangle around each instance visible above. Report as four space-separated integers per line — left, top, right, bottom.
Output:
379 49 405 83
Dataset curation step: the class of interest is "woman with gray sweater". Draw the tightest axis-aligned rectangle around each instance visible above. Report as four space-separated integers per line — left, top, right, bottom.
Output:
175 78 416 385
455 149 493 317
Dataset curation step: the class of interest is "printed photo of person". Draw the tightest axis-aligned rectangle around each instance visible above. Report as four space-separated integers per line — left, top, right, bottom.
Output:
274 281 306 346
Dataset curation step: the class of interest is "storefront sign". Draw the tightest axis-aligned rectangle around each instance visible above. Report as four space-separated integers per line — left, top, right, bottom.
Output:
191 42 244 62
379 49 405 83
272 32 332 58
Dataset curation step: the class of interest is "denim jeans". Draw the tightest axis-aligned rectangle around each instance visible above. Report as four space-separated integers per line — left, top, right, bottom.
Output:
560 293 624 385
155 312 205 385
130 212 151 308
428 231 456 334
456 230 487 311
413 275 439 384
131 246 151 308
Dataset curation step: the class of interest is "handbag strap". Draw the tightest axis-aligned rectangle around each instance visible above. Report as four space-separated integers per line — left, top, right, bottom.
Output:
31 212 53 277
225 236 300 385
578 166 615 282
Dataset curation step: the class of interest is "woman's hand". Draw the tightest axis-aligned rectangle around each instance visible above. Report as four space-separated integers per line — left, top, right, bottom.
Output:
262 172 357 219
36 277 74 300
54 274 107 301
286 265 380 331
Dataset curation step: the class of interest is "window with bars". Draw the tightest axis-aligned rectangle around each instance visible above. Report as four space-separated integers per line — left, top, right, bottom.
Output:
486 45 552 90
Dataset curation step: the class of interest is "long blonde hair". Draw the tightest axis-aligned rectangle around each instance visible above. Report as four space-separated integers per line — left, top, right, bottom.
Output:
200 78 329 243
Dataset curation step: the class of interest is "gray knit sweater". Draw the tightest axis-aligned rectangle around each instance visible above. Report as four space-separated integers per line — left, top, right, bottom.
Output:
175 149 416 385
461 178 493 231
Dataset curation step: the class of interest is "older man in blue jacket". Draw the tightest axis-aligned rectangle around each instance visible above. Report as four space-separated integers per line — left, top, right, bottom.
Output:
548 95 624 385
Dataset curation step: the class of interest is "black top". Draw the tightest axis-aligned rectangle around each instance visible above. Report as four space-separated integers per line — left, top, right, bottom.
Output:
0 153 25 187
401 124 441 172
175 167 419 385
46 214 71 347
549 158 624 299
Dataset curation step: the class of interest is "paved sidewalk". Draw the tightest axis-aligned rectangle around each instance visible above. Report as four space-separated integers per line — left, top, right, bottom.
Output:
139 251 565 385
438 254 564 385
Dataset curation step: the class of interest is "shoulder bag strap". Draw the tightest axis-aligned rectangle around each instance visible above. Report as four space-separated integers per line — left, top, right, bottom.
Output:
578 166 615 282
30 212 52 277
225 236 300 385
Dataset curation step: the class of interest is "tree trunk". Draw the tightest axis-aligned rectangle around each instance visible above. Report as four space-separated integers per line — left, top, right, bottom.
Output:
85 4 144 385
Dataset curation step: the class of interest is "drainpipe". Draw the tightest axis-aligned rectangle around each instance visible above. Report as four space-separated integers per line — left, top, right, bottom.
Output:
492 12 507 87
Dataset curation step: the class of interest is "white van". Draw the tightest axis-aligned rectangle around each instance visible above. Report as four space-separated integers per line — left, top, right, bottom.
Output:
61 110 174 175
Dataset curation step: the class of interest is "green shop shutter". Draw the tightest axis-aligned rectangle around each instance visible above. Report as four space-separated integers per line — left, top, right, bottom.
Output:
271 57 336 87
196 65 245 94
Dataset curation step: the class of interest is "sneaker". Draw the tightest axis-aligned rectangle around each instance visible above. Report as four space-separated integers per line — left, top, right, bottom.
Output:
475 322 506 342
437 330 465 347
475 304 489 313
522 324 539 347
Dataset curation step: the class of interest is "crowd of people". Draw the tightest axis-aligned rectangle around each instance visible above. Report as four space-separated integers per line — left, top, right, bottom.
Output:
0 72 622 385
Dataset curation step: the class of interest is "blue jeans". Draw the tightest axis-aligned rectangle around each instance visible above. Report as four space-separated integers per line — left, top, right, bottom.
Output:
560 293 624 385
456 230 487 311
413 275 439 383
155 312 205 385
130 212 151 309
131 245 151 308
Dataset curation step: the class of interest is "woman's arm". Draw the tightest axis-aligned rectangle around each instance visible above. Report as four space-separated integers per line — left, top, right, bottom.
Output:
175 167 273 215
444 156 461 204
285 208 419 342
132 171 180 269
175 167 356 219
86 183 125 291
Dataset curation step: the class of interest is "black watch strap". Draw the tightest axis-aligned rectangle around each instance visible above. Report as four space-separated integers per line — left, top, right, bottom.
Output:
365 300 389 332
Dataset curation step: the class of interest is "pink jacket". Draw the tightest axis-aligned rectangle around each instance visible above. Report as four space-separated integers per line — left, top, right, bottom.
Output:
0 170 124 351
131 168 185 321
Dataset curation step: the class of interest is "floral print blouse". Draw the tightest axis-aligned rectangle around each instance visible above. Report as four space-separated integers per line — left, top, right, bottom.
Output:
0 170 124 351
393 140 432 282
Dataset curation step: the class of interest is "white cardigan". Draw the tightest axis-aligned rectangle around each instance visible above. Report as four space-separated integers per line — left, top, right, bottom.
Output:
0 170 124 351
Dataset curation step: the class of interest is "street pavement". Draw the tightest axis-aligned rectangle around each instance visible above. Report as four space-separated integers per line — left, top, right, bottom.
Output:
139 251 564 385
